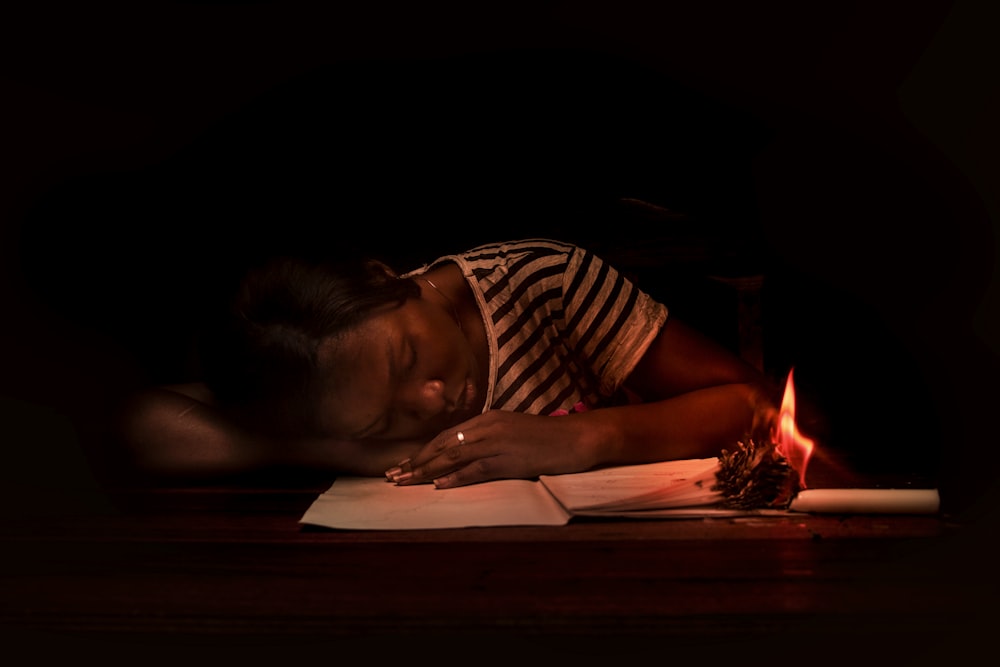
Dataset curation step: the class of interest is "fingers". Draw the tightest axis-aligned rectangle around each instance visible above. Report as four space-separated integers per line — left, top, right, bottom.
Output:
383 412 551 488
383 458 412 483
385 427 490 487
428 456 499 489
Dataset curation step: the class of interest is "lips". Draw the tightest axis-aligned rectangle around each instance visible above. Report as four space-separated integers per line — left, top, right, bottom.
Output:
455 378 472 412
466 378 481 410
448 378 477 420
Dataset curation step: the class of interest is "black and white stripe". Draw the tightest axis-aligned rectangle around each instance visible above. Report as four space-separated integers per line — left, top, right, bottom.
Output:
443 239 668 416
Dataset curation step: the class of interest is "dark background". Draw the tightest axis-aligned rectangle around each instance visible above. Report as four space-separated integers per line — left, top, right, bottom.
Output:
2 2 997 522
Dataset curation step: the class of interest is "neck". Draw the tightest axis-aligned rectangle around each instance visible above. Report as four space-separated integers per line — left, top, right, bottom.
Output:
420 277 462 331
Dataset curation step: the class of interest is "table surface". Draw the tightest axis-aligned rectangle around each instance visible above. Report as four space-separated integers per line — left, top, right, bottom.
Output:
2 471 998 664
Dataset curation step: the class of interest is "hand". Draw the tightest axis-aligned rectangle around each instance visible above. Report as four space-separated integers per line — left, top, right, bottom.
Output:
384 410 598 488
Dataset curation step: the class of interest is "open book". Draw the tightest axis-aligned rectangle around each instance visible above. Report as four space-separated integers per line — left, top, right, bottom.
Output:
299 457 785 530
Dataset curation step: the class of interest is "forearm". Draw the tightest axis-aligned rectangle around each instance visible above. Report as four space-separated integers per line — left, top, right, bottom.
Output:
581 382 777 466
115 387 424 481
391 382 777 489
115 387 272 480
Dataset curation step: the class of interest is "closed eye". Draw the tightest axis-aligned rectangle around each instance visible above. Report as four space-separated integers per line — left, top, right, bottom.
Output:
363 339 417 440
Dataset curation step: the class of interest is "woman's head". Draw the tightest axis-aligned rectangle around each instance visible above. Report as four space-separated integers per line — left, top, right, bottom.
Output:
201 255 421 438
312 290 483 443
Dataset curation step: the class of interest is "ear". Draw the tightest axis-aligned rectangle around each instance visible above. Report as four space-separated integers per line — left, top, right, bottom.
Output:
366 259 399 279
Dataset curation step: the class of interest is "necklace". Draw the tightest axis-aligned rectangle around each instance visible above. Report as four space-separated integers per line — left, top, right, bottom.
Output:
421 277 463 332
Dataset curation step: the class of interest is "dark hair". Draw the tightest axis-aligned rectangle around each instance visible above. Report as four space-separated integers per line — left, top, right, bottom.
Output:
200 255 421 438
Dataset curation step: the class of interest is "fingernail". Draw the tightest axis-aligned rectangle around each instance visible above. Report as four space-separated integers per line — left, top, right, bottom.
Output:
385 458 413 481
394 472 413 484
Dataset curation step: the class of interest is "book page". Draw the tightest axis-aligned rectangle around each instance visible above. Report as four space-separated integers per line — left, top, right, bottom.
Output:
539 458 723 512
299 477 572 530
571 507 789 519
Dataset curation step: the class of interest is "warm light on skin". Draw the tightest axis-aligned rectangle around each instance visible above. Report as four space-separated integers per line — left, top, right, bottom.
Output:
775 368 815 489
316 297 482 442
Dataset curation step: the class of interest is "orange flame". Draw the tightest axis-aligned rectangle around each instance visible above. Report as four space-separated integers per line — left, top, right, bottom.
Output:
774 368 815 489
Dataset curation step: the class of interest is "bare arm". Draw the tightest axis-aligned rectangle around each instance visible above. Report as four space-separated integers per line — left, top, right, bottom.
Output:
391 318 782 488
599 316 780 462
115 383 421 482
115 383 270 480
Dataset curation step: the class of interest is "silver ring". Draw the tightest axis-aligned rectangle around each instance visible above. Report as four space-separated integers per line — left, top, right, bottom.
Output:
456 431 465 444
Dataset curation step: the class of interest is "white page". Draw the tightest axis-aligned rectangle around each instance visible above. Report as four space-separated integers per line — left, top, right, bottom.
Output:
299 477 572 530
539 458 721 512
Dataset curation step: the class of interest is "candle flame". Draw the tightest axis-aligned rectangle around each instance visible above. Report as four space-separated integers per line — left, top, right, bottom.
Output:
774 368 815 489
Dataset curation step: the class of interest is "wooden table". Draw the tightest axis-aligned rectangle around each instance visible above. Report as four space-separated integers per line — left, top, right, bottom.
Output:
2 474 997 665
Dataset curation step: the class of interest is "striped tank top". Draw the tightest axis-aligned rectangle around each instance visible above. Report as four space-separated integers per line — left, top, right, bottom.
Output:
407 239 669 416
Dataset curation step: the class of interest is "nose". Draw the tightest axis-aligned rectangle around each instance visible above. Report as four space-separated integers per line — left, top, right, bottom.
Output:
399 378 448 421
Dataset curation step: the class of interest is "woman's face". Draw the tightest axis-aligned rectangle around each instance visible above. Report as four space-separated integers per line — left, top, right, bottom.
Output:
316 297 483 442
